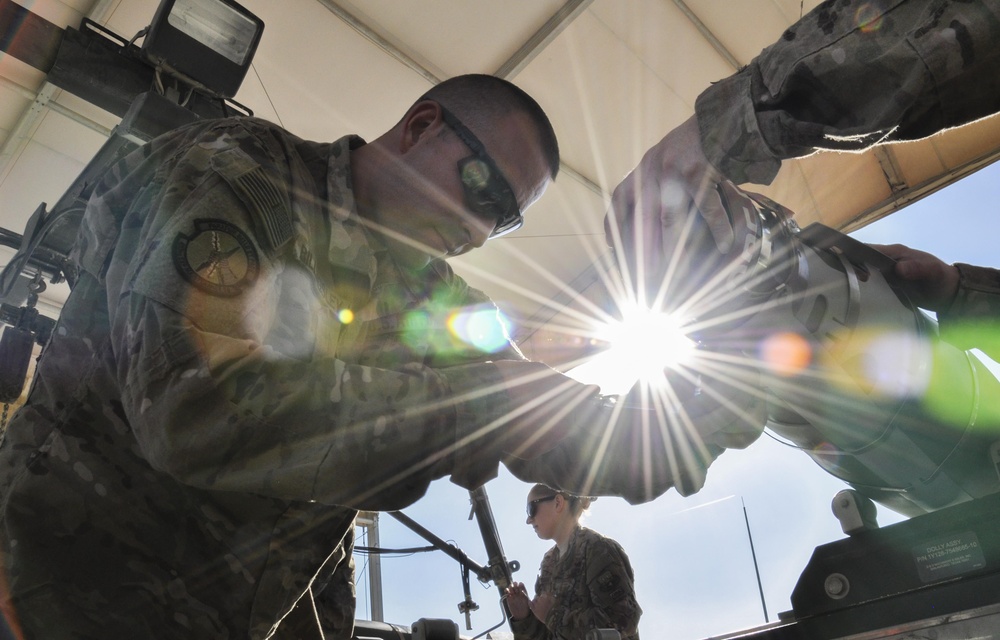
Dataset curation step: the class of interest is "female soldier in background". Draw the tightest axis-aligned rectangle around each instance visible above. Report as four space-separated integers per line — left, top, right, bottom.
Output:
505 484 641 639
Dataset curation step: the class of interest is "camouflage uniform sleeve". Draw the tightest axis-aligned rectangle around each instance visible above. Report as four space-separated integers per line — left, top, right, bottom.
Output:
103 123 514 512
935 263 1000 359
419 260 527 489
696 0 1000 185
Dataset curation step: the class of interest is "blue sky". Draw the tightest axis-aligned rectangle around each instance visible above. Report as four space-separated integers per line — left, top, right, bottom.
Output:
357 160 1000 639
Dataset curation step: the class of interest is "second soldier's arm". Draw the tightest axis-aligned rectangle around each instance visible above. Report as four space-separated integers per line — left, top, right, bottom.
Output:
698 0 1000 186
607 0 1000 276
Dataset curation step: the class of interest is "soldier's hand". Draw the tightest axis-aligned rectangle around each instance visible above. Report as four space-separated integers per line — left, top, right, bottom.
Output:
502 361 765 503
504 582 532 620
871 243 960 311
605 115 733 303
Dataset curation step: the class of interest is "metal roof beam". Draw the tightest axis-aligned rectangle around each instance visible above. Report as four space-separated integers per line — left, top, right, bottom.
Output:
494 0 593 79
672 0 742 71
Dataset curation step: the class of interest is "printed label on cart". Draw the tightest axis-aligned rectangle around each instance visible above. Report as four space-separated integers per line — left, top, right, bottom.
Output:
912 532 985 583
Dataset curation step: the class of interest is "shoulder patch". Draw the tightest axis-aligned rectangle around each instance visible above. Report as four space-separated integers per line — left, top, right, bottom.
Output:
172 218 260 297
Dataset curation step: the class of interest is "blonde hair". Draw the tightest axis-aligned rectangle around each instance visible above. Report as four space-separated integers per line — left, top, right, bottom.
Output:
529 484 594 517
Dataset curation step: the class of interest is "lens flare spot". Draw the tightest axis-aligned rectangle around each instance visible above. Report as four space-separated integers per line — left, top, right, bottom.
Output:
855 4 885 32
403 311 430 334
447 307 510 353
860 330 932 398
760 332 812 376
338 309 354 324
809 441 845 472
920 342 985 428
812 441 840 458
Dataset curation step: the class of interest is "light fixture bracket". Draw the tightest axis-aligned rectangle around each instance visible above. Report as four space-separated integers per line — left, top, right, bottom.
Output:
142 0 264 98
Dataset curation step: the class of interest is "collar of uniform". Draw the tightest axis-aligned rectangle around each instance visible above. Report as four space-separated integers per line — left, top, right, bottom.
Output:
321 135 378 286
326 135 366 222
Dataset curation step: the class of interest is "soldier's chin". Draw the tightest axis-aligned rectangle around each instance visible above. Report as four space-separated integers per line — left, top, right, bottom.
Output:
388 241 436 271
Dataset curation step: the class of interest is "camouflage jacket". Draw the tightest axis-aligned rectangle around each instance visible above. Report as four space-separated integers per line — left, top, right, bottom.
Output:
697 0 1000 185
0 118 523 639
510 526 641 640
937 263 1000 358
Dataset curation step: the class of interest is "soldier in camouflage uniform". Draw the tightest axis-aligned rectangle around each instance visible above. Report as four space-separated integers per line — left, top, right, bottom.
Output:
505 485 641 640
0 74 680 640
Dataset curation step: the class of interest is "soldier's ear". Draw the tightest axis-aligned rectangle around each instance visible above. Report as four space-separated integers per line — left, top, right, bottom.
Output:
399 100 443 153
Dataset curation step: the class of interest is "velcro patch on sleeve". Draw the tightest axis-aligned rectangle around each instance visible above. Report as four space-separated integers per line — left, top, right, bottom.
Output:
211 147 293 254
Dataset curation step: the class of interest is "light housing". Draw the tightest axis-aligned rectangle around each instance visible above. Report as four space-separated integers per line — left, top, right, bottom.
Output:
141 0 264 98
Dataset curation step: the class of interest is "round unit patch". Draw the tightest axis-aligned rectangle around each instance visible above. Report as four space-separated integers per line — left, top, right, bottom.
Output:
173 219 260 297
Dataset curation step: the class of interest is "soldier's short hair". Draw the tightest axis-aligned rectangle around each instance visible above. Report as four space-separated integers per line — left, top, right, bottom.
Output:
420 74 560 180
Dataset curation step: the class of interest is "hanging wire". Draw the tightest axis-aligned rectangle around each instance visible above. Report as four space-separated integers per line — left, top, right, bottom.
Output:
353 545 438 557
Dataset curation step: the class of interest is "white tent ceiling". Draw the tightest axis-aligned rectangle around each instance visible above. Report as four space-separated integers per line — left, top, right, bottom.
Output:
3 0 1000 367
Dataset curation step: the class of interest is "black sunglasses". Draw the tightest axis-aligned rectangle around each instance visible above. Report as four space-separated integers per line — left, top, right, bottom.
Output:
526 494 558 518
438 105 523 238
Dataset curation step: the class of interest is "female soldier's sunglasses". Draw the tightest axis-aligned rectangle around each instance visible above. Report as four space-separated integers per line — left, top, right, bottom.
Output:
526 495 558 518
438 105 523 238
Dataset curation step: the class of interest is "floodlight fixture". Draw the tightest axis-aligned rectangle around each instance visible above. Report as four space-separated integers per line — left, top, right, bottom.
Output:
142 0 264 98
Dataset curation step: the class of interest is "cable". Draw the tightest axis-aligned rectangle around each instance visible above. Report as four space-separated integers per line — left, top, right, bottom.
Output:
353 545 438 556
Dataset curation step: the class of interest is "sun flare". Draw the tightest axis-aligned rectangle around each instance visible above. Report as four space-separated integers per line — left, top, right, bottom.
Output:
568 307 696 395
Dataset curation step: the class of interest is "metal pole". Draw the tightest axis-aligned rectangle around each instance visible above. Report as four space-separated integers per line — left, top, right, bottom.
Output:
357 512 384 622
742 497 769 623
387 510 492 583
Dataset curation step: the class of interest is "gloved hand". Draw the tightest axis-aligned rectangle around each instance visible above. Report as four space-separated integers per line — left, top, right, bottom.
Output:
503 352 766 504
